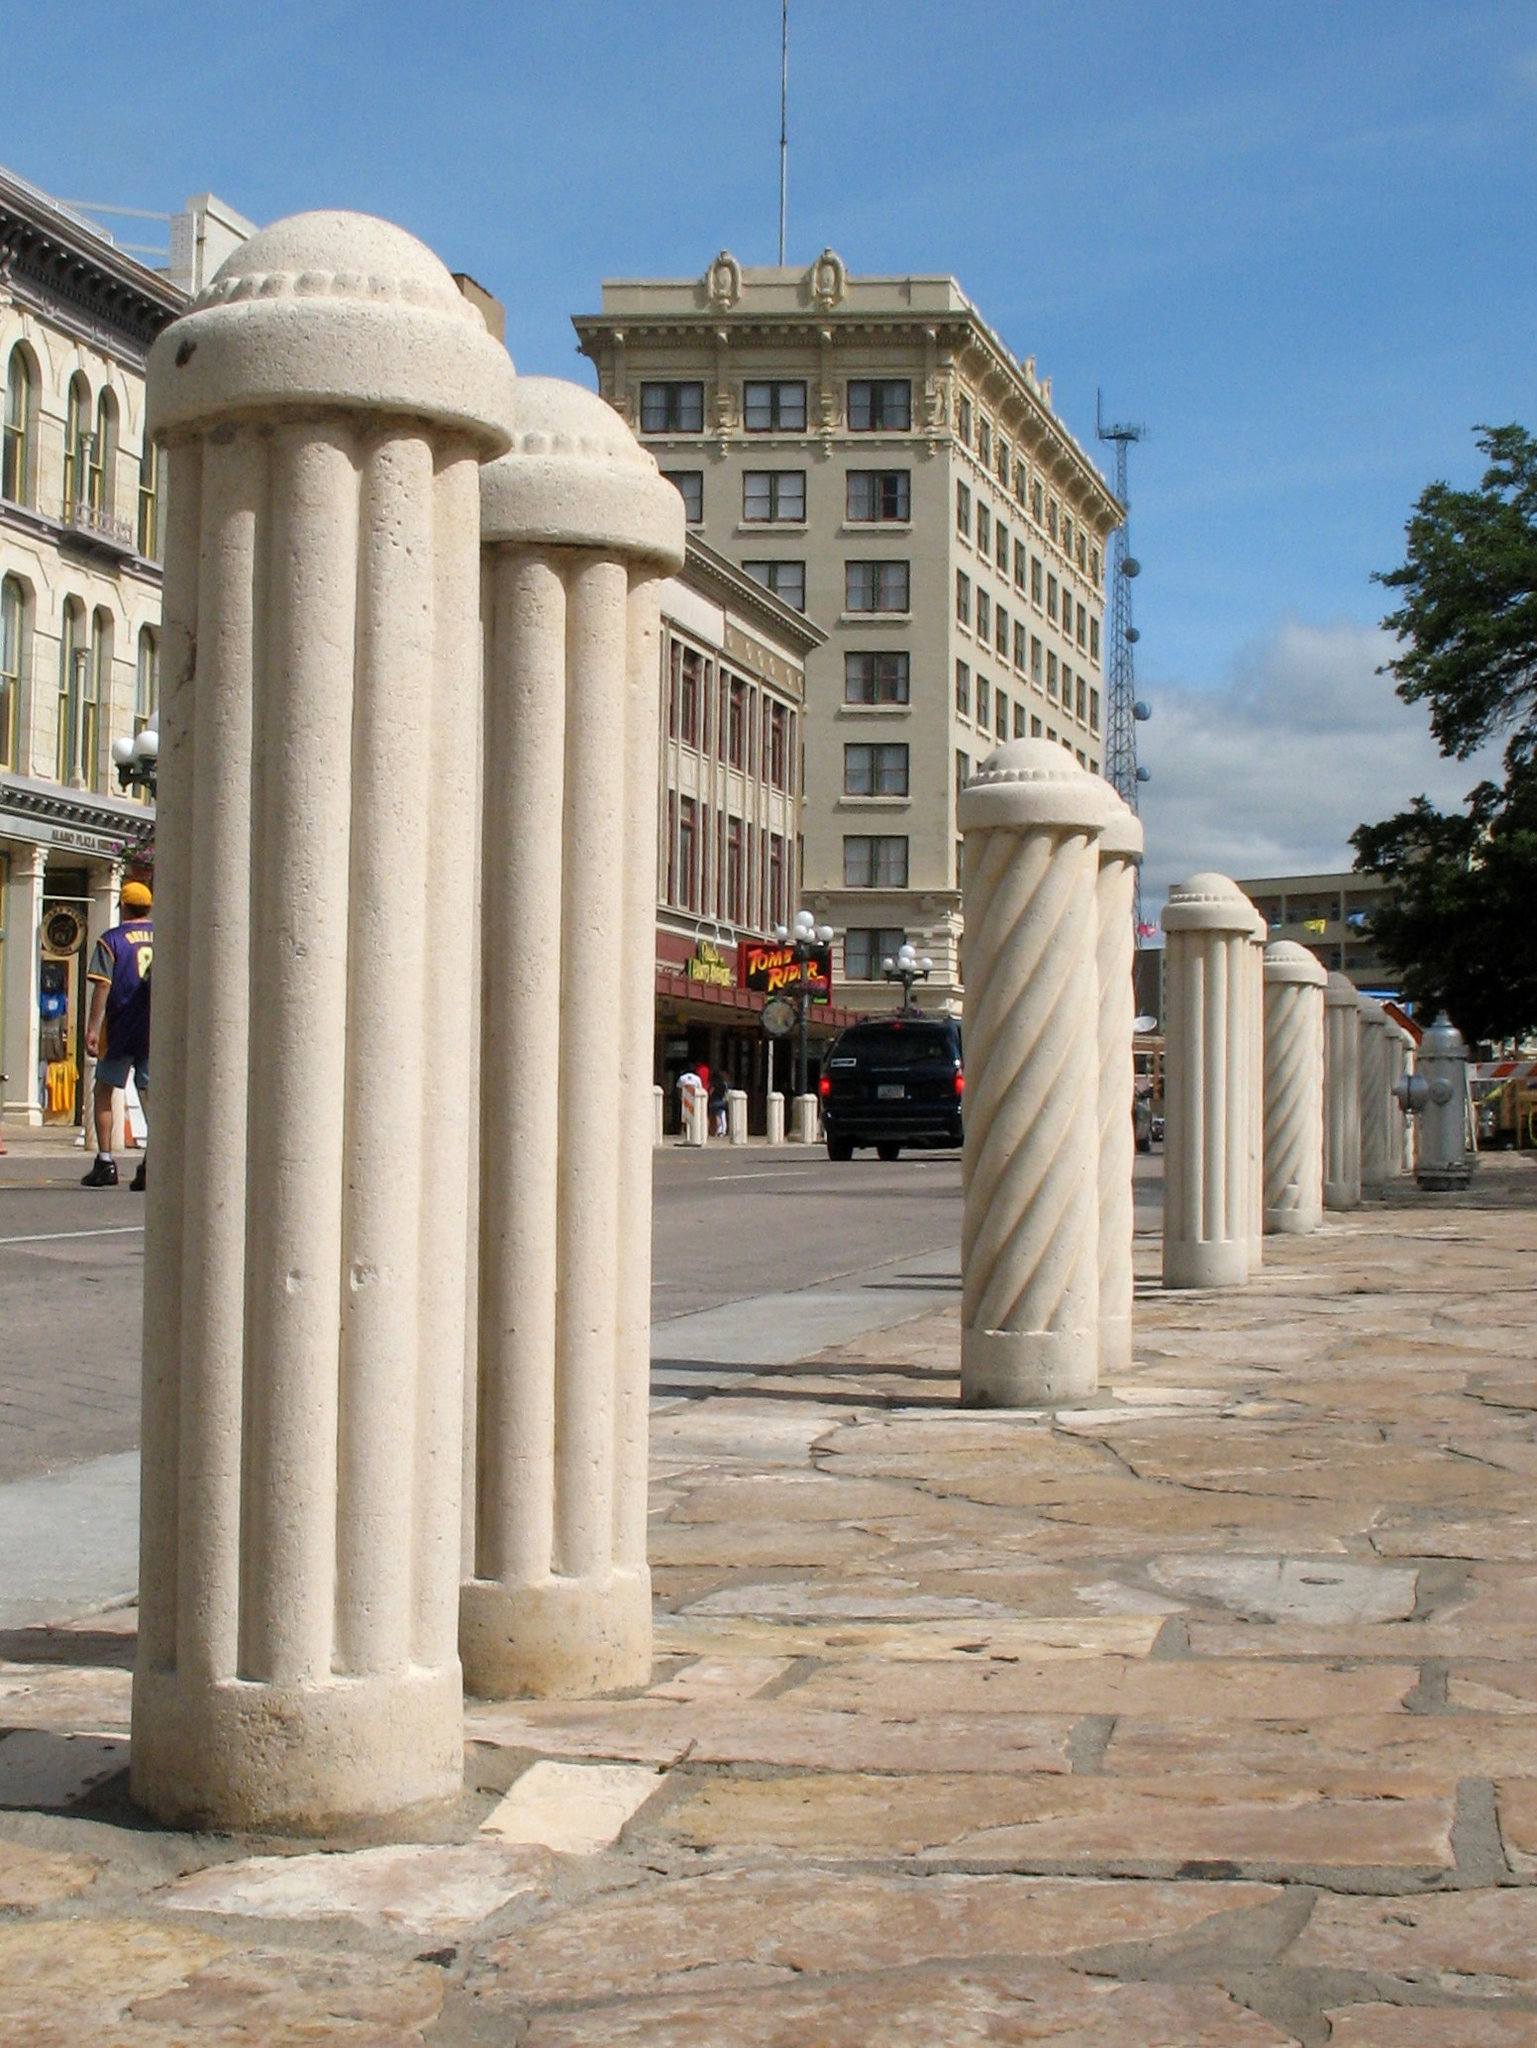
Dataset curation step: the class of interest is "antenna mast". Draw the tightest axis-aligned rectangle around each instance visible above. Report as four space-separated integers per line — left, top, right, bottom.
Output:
778 0 788 264
1096 392 1150 933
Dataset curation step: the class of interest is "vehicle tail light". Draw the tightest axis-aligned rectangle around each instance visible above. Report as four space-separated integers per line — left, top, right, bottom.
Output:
818 1075 831 1098
954 1071 965 1096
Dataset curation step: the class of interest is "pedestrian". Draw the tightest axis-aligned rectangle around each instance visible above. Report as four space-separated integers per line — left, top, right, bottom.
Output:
81 878 153 1190
708 1071 728 1138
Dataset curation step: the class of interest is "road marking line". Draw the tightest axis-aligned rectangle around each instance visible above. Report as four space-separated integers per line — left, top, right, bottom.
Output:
702 1169 817 1182
0 1225 145 1247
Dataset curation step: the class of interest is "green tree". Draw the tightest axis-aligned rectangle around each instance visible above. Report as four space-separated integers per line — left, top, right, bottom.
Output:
1353 424 1537 1041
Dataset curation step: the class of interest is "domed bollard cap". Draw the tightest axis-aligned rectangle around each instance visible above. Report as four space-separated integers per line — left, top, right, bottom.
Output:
958 737 1120 833
1325 969 1360 1009
1162 871 1258 936
1264 938 1328 987
148 210 516 451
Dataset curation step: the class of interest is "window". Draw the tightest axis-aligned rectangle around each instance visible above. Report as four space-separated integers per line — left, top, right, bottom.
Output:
1014 535 1028 590
956 479 971 536
725 674 748 765
1047 651 1058 700
1030 635 1043 683
847 379 911 431
3 349 34 506
1089 688 1101 734
976 503 991 555
1048 497 1059 541
955 750 969 807
956 393 973 445
845 560 909 612
977 418 992 467
63 376 90 512
0 576 24 768
676 794 699 908
847 470 910 521
1077 748 1087 767
1077 674 1088 722
844 741 909 797
976 672 990 726
844 927 907 980
663 469 703 523
769 832 787 928
1015 460 1029 508
135 627 158 734
955 658 970 716
995 603 1009 658
743 470 805 521
1031 556 1044 606
669 642 704 746
845 650 910 704
639 382 704 433
1031 480 1044 523
976 589 990 642
1091 546 1102 582
996 521 1009 572
743 380 806 431
1064 514 1075 556
57 600 84 783
1013 700 1027 738
1047 573 1059 624
1078 533 1088 571
83 612 108 791
1077 601 1088 650
1031 715 1042 737
955 570 971 627
725 815 746 922
767 700 792 790
744 559 806 610
1090 616 1101 663
996 691 1009 740
844 834 908 887
997 438 1011 488
1013 619 1028 671
91 389 117 513
137 441 164 556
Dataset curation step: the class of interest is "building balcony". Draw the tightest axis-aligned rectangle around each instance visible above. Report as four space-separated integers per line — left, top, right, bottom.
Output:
62 498 138 561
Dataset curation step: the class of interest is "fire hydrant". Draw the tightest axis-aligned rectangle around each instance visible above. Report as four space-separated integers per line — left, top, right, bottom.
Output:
1393 1012 1472 1191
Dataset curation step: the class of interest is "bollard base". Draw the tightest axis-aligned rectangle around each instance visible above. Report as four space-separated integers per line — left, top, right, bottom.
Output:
1264 1203 1322 1235
130 1662 463 1835
961 1325 1097 1409
1323 1184 1361 1211
460 1566 652 1700
1162 1237 1251 1290
1097 1314 1132 1383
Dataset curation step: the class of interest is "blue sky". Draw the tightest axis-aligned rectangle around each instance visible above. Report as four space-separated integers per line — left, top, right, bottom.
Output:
17 0 1535 899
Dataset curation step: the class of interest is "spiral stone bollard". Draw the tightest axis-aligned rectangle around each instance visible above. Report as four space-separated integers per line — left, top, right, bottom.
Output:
1262 941 1327 1234
466 376 683 1699
1386 1023 1412 1176
130 212 516 1831
1096 795 1144 1380
958 741 1113 1406
1161 874 1262 1290
1245 914 1268 1272
1323 972 1362 1209
1358 996 1394 1193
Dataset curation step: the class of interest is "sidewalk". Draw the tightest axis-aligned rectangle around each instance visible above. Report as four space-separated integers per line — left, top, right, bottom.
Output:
2 1161 1536 2042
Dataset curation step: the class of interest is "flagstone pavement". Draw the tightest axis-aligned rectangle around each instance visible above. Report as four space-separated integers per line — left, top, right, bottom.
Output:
3 1159 1537 2043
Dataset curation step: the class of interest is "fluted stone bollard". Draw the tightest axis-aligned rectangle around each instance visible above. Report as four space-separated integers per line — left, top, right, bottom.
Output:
1323 972 1362 1209
766 1093 786 1145
727 1089 748 1144
959 741 1113 1406
1095 796 1144 1380
1359 996 1394 1193
653 1085 665 1146
1161 874 1261 1290
465 377 683 1699
1245 916 1268 1273
1390 1024 1415 1174
1262 941 1327 1234
131 213 515 1831
791 1094 819 1144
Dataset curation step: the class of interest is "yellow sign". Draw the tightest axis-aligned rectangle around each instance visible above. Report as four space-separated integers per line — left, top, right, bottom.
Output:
687 940 734 988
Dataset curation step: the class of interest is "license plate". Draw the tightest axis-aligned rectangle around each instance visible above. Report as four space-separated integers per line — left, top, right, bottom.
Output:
877 1084 905 1100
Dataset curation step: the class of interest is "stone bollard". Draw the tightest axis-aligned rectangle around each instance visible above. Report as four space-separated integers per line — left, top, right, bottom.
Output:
958 741 1112 1406
790 1093 819 1144
1386 1024 1412 1176
727 1089 748 1144
130 213 516 1831
1323 972 1362 1209
653 1084 665 1145
1358 996 1394 1193
1161 874 1261 1290
1245 913 1268 1273
765 1092 786 1145
1262 941 1327 1234
465 376 683 1699
1095 796 1144 1380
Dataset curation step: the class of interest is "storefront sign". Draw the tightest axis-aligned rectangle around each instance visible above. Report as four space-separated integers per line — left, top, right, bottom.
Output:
686 939 735 988
739 940 832 1002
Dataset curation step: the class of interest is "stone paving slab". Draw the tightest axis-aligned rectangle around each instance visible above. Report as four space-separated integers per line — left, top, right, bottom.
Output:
0 1157 1536 2041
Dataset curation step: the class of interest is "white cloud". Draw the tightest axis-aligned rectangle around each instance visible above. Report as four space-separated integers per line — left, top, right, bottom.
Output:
1136 616 1496 919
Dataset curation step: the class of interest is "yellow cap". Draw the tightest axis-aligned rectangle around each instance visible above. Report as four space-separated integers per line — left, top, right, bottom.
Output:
120 880 152 910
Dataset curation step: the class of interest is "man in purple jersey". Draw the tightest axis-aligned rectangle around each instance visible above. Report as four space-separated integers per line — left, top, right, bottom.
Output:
81 878 153 1189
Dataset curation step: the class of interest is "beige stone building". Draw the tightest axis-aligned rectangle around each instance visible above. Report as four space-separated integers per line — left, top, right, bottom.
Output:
1236 870 1397 993
575 252 1122 1014
0 167 251 1126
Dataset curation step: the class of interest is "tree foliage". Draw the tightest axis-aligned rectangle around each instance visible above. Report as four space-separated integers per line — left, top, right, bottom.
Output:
1356 425 1537 1042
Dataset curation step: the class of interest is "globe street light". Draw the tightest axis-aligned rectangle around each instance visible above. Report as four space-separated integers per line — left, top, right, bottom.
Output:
882 940 933 1015
772 906 834 1097
112 725 159 800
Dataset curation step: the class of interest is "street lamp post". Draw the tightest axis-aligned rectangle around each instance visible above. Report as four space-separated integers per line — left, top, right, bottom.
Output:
111 725 159 800
883 940 933 1015
771 906 834 1098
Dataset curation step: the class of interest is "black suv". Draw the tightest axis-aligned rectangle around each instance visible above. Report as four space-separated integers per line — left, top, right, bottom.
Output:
819 1015 964 1161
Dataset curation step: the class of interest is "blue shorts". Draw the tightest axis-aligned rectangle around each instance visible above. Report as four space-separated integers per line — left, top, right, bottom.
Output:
96 1053 149 1093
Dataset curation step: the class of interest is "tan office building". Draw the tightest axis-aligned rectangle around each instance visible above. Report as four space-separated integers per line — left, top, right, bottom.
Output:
575 250 1122 1014
1237 870 1397 993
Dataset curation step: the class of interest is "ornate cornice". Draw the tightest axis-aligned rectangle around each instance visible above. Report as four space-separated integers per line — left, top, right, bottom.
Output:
0 771 155 850
0 168 185 363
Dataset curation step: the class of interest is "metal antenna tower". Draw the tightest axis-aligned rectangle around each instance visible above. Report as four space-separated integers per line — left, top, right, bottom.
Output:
778 0 788 264
1097 393 1150 930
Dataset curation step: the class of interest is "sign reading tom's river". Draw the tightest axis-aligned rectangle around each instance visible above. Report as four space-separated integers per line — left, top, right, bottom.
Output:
739 940 833 1003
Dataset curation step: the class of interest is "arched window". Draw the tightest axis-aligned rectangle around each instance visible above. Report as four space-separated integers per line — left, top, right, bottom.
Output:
0 575 26 770
135 626 158 730
2 348 35 506
136 440 165 557
62 374 91 514
83 608 111 791
57 598 85 783
91 388 118 514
